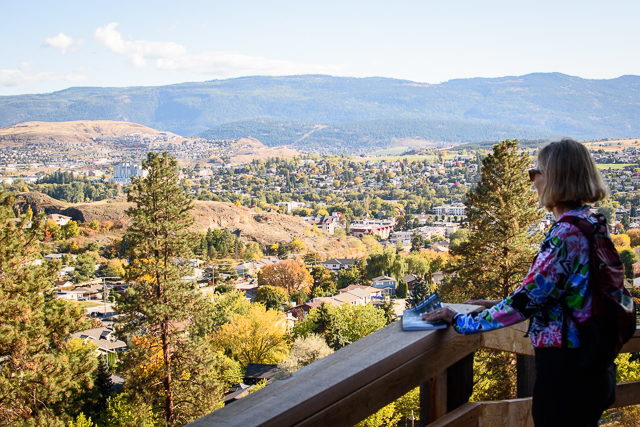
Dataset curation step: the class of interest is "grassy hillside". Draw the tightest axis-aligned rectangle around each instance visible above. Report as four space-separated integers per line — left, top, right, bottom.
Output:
197 119 555 153
1 73 639 147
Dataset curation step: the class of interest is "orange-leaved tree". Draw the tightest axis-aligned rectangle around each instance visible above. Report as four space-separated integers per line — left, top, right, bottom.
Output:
258 259 313 295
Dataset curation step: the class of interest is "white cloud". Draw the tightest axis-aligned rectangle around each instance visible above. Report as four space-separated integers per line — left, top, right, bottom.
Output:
43 33 75 54
94 22 339 77
155 51 339 76
94 23 186 67
0 63 85 87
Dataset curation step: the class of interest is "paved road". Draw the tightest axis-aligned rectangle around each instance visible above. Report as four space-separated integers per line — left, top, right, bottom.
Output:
85 302 115 316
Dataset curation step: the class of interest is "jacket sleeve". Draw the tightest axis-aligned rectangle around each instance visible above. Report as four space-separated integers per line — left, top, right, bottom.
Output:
452 222 588 335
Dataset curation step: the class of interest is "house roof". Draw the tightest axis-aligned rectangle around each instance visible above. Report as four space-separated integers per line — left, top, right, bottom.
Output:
54 280 74 287
401 274 418 284
303 298 342 310
372 276 396 282
342 288 370 299
244 364 279 381
70 327 127 353
339 284 381 295
332 293 361 304
322 258 358 266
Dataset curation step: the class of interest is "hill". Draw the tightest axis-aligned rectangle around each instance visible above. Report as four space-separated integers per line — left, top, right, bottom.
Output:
0 120 185 146
0 73 639 148
197 119 555 153
13 192 363 258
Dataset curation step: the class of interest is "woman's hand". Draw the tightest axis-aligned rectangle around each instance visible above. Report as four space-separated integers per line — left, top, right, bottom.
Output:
463 299 500 309
421 306 458 324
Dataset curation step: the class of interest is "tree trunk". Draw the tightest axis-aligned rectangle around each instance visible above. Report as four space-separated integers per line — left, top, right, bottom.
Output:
163 317 174 425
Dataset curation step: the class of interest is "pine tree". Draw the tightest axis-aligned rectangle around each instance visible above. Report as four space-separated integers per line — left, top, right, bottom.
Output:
118 152 240 426
439 139 543 402
405 278 430 309
441 139 543 302
91 357 113 416
0 192 96 426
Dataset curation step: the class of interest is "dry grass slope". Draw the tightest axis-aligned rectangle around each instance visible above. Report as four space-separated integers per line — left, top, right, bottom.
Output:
13 193 365 259
0 120 186 146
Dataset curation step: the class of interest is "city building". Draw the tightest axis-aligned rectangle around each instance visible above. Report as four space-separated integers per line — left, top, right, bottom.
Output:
433 203 467 216
112 163 147 184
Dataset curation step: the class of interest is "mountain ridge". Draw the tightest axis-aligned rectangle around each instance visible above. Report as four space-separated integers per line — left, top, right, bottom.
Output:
1 73 638 147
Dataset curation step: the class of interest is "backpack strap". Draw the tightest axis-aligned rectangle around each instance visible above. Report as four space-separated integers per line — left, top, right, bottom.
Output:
556 214 599 348
557 214 597 241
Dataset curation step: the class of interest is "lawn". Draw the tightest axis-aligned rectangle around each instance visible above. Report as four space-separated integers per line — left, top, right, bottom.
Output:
76 300 105 309
596 163 636 170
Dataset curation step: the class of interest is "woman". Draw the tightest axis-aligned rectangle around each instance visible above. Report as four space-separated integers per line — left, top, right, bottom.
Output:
422 138 616 427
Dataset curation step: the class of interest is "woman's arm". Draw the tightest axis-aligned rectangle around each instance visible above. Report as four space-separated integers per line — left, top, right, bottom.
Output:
463 299 500 309
451 221 586 334
420 300 499 323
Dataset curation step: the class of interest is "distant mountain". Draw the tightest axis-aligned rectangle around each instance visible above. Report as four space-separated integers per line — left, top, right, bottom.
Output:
197 119 555 153
1 73 638 150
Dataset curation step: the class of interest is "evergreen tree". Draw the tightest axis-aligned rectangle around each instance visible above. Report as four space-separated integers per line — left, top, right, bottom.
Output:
439 139 543 402
378 299 396 325
0 192 96 426
119 152 239 426
89 357 113 416
441 139 543 302
396 280 408 299
405 278 430 309
410 233 425 253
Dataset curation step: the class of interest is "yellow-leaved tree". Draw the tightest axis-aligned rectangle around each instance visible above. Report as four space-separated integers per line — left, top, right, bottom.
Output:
212 304 290 368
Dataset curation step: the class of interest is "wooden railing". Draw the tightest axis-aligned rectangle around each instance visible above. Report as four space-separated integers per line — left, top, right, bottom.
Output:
188 304 640 427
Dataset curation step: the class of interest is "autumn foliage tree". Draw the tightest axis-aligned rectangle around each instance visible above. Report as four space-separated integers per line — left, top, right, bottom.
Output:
254 285 289 310
627 228 640 247
212 304 290 367
258 259 313 295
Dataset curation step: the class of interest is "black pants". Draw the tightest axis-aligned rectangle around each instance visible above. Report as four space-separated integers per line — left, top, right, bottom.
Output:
532 348 616 427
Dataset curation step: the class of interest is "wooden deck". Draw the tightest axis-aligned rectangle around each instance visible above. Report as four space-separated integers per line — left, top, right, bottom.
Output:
188 307 640 427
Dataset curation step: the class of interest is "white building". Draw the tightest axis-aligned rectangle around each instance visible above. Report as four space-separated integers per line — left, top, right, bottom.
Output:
433 203 467 216
112 163 147 184
277 201 308 213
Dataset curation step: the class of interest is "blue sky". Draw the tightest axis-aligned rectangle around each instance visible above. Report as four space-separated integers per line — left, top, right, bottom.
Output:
1 0 639 96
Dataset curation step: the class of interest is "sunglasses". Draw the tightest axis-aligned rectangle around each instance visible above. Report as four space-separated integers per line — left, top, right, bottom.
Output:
528 168 542 182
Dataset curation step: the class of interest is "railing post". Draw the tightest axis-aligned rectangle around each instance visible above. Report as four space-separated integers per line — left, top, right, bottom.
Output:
420 370 447 426
516 354 536 398
420 352 474 425
447 352 474 412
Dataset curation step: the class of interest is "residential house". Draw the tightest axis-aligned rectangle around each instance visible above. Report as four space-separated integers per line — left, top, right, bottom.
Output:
321 258 359 273
70 326 127 354
338 284 384 299
371 276 397 296
244 363 279 385
234 256 281 276
46 214 72 226
298 297 342 315
331 292 363 306
53 280 74 291
401 274 419 287
337 287 373 304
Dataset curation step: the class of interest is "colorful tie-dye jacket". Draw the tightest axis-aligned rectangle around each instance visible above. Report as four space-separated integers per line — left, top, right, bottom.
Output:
452 206 597 348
